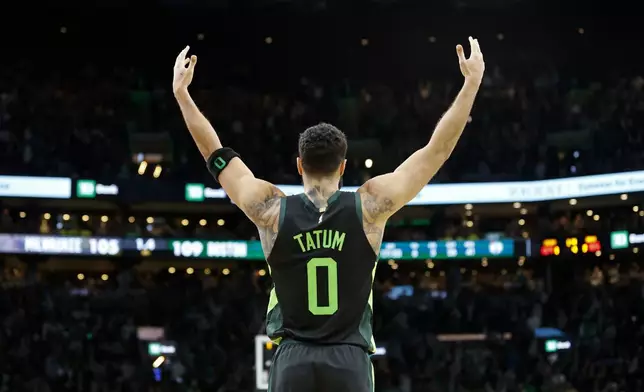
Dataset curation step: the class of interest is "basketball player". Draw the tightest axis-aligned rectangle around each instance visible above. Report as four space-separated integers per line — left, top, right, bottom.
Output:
173 37 484 392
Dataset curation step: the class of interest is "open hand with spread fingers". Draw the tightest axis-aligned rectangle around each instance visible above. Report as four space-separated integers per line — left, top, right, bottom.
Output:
456 37 485 85
173 46 197 95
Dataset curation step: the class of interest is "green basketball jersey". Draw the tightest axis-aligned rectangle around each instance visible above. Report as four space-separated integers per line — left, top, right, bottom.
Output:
265 191 378 353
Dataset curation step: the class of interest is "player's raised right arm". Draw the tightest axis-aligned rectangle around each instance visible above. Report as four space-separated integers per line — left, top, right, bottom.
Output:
357 37 485 224
172 46 284 244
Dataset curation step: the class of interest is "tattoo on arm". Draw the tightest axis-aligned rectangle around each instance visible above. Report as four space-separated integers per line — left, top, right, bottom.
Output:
359 185 394 253
244 188 282 256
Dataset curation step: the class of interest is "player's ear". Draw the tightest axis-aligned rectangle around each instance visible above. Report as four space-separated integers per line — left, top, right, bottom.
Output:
339 159 347 177
296 157 304 176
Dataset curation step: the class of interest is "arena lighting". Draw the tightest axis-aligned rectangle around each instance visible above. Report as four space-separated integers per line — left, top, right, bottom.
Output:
168 267 176 274
569 198 577 205
153 165 162 179
199 219 207 226
128 216 135 223
44 213 51 220
77 273 84 280
63 214 70 221
217 219 225 226
101 274 109 281
82 215 89 222
181 219 189 226
222 268 230 275
264 36 273 44
152 356 166 368
513 202 521 209
146 217 154 224
19 211 26 218
621 193 628 200
364 158 373 168
186 267 194 275
464 203 473 210
138 161 148 175
101 215 109 223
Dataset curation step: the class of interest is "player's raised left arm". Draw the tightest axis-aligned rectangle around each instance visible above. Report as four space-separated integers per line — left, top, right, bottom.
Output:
172 46 285 233
357 37 485 223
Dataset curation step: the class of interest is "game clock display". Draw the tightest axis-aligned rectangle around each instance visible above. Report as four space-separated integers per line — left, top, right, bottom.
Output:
539 235 602 256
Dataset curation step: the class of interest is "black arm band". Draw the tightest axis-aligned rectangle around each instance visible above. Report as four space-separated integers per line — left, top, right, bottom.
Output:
206 147 241 183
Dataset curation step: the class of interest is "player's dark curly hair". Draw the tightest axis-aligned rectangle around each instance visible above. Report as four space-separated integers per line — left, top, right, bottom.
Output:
298 123 348 176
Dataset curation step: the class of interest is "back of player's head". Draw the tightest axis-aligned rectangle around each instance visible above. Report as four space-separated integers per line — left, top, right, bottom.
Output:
298 123 347 177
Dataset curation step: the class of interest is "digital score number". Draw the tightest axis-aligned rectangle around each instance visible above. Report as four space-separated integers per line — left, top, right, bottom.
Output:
565 235 601 254
540 238 560 256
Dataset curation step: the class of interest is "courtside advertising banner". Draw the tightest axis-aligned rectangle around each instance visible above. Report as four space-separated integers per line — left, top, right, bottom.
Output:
0 176 72 199
610 231 644 250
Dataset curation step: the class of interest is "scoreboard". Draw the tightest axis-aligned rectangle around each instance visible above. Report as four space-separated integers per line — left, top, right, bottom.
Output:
0 234 523 260
539 235 602 256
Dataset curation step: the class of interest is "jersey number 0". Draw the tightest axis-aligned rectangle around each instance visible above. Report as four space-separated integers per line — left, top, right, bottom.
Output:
306 257 339 315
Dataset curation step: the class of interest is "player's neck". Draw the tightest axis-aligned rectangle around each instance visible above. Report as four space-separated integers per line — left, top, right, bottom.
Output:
303 178 339 210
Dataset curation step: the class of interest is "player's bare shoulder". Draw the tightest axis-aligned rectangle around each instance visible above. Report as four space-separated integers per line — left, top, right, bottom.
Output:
357 180 394 254
244 184 285 257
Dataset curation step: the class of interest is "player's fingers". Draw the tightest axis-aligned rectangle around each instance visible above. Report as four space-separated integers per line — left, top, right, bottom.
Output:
468 37 475 57
473 38 482 56
188 55 197 71
456 44 466 64
183 58 190 67
175 46 190 68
